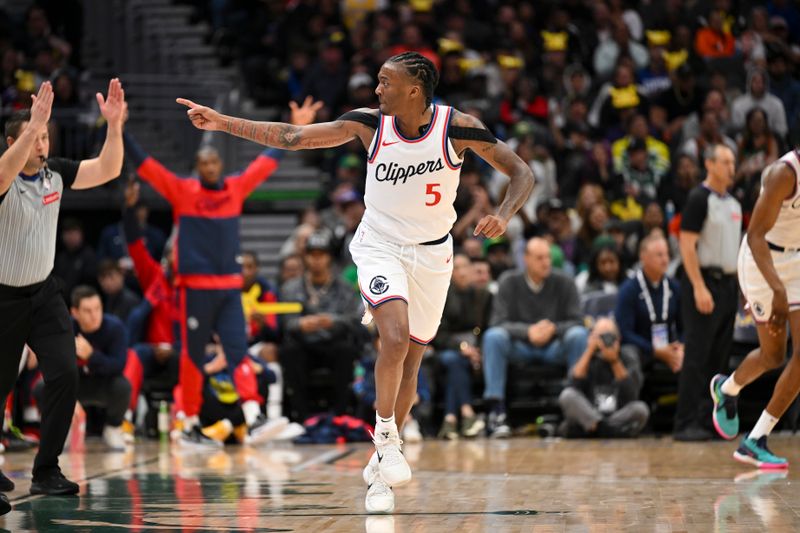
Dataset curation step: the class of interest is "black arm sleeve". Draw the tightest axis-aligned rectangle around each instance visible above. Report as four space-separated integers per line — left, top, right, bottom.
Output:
448 125 497 144
337 111 379 130
47 157 81 189
680 187 710 233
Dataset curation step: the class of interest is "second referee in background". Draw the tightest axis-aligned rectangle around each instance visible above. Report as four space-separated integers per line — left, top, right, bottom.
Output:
0 79 126 515
674 144 742 441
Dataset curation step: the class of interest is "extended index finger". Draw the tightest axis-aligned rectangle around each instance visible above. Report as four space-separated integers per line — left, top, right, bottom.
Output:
176 98 199 109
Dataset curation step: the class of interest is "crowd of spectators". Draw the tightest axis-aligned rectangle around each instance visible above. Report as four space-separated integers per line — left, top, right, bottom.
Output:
5 0 800 448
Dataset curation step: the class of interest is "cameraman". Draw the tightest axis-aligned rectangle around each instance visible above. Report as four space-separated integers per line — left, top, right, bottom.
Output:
558 318 649 438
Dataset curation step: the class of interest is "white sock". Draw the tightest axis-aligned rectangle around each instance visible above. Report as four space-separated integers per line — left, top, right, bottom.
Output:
721 373 743 396
242 400 262 427
375 412 397 436
266 362 283 420
749 410 780 440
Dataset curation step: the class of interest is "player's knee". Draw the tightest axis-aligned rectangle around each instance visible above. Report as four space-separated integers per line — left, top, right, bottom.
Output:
379 326 410 357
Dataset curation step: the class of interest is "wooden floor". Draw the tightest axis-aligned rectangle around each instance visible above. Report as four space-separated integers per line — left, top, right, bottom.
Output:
1 435 800 532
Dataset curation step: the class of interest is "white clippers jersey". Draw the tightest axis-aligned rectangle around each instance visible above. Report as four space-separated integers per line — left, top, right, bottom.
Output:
764 150 800 248
361 105 463 245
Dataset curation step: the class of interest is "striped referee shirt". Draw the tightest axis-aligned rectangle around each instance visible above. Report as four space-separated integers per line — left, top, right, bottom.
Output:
0 158 79 287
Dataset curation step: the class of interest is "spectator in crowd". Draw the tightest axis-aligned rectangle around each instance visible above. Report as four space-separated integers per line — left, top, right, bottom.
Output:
484 236 515 282
471 256 494 293
593 19 648 79
61 286 130 450
659 154 701 214
694 9 736 59
119 182 178 432
97 188 166 264
680 89 733 155
545 199 578 267
731 68 788 139
433 255 491 440
615 234 683 372
301 32 350 122
575 202 610 269
97 259 140 322
559 317 649 438
53 218 98 298
241 251 283 420
680 110 738 163
482 237 588 438
734 107 780 213
656 63 703 144
279 231 364 422
574 242 626 296
611 114 670 179
767 50 800 141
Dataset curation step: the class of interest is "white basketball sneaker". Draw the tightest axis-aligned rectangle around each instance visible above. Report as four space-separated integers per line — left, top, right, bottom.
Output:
362 451 379 485
373 428 412 487
364 468 395 514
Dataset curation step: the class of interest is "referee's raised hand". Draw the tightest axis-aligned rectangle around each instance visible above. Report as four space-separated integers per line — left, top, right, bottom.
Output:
29 81 54 129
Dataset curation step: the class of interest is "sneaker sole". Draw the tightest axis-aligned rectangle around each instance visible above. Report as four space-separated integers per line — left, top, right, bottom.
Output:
29 485 79 496
245 418 291 446
365 498 395 514
733 450 789 470
710 375 737 440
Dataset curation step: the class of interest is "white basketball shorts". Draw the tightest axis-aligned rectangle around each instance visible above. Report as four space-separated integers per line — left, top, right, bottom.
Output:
737 239 800 323
349 222 453 344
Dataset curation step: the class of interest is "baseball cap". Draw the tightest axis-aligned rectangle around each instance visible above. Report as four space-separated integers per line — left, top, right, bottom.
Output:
306 231 333 253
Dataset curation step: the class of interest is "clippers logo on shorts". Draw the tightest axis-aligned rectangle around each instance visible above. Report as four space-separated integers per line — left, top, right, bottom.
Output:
753 302 765 318
369 275 389 295
42 192 60 205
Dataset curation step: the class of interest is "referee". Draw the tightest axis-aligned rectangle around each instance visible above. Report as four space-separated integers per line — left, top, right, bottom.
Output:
674 144 742 441
0 79 126 515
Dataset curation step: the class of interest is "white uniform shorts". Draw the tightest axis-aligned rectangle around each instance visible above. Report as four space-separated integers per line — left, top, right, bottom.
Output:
349 222 453 344
737 239 800 323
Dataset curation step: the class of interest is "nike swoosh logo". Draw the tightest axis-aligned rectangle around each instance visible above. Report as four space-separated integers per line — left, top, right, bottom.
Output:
382 140 399 147
376 451 383 462
446 254 452 263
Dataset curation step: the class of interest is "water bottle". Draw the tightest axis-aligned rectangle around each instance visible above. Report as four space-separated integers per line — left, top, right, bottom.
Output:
158 401 170 443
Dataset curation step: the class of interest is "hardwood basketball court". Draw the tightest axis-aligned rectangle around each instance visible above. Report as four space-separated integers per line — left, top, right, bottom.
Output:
1 435 797 532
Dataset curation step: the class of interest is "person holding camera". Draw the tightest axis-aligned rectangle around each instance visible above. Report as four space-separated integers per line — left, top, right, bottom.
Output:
558 317 649 438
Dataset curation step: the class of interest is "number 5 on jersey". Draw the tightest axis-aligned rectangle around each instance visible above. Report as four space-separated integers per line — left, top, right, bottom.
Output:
426 183 441 206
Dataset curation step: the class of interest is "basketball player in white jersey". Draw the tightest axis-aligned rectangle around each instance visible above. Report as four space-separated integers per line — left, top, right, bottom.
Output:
711 149 800 469
177 52 534 511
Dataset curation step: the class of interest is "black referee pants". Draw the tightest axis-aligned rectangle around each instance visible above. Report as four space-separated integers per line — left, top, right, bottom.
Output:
675 271 737 433
0 274 78 479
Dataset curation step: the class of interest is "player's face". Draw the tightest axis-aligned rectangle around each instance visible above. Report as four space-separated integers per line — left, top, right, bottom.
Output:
8 121 49 170
72 295 104 333
196 153 223 184
375 63 415 116
242 255 257 286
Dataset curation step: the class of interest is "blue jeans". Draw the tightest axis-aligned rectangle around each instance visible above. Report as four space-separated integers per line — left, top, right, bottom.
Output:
438 349 473 416
482 325 588 400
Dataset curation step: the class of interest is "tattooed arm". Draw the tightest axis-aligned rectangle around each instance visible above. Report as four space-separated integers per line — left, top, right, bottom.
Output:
176 98 376 150
450 110 535 238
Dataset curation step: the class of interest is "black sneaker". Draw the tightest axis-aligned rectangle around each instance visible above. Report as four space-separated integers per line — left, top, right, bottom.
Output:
0 492 9 516
488 412 511 439
2 426 37 452
0 470 14 492
179 425 224 450
30 469 79 495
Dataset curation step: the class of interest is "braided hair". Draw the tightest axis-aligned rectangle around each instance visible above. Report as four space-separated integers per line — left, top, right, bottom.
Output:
387 52 439 110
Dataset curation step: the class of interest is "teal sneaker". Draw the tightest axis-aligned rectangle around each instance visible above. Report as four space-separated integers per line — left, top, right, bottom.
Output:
733 434 788 469
711 374 739 440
